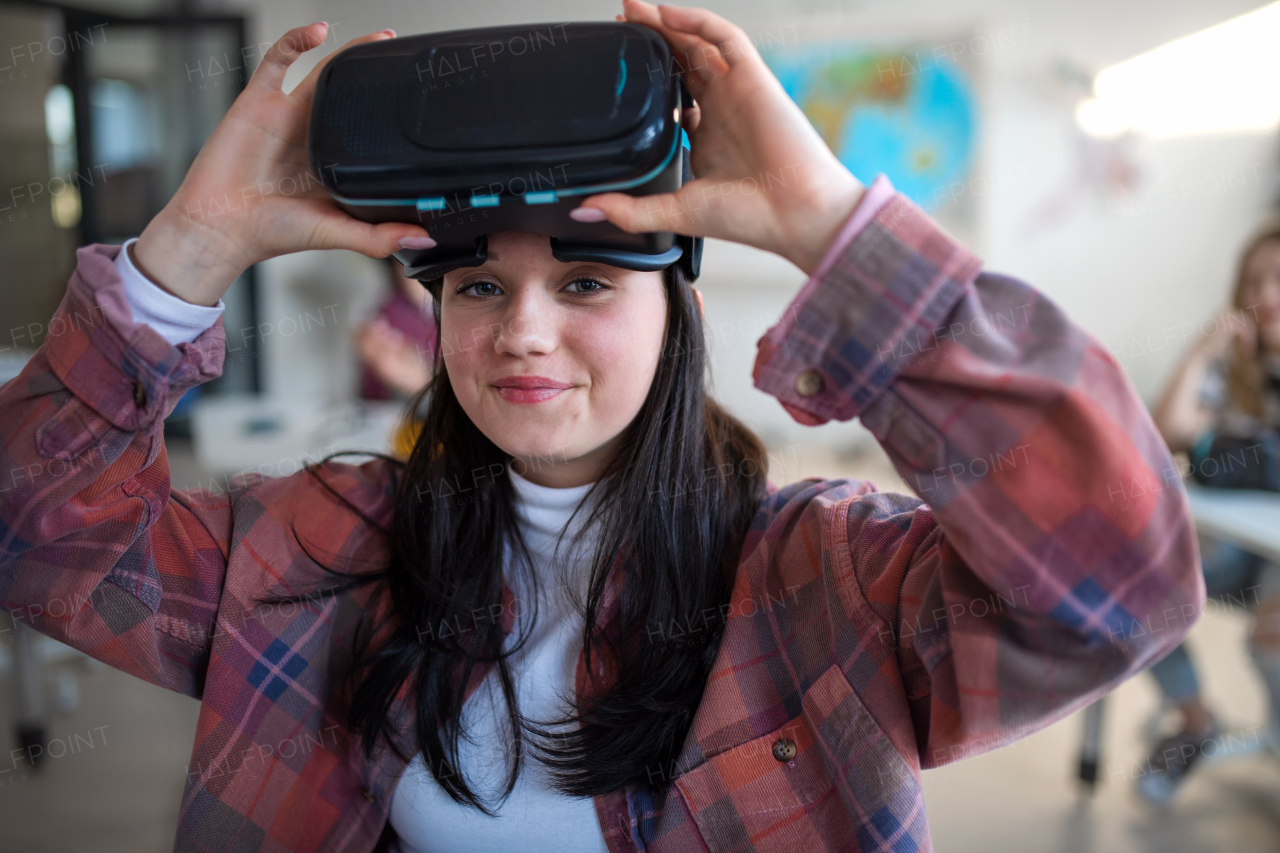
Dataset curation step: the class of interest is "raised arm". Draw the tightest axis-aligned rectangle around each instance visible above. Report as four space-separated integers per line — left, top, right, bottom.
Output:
751 183 1204 767
0 246 230 696
1 22 431 697
1151 312 1252 453
590 0 1204 769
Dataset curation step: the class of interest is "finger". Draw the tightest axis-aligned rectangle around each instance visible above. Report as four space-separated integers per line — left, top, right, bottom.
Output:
292 28 397 103
662 27 726 87
622 0 723 88
571 182 710 236
251 22 330 94
655 3 758 69
683 98 701 135
309 209 437 259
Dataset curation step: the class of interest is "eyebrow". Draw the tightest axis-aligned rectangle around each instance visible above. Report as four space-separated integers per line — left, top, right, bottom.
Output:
470 249 618 273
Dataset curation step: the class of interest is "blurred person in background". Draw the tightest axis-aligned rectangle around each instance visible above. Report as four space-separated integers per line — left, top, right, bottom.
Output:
355 258 436 457
1145 221 1280 804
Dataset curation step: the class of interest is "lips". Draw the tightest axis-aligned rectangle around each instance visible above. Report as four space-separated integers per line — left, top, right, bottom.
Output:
492 375 573 404
492 375 573 390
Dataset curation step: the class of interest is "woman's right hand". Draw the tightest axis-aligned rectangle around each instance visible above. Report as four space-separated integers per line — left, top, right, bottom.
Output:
1195 307 1257 363
1153 306 1256 452
132 22 436 308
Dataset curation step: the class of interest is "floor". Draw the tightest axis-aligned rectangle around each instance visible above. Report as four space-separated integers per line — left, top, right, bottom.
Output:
3 439 1280 852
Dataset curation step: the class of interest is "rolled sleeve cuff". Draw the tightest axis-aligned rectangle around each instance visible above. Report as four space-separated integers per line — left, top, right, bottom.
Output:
751 175 983 425
116 237 225 346
45 243 225 435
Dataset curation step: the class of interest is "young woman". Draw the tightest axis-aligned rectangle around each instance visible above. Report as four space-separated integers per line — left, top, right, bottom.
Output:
0 2 1203 852
1142 222 1280 804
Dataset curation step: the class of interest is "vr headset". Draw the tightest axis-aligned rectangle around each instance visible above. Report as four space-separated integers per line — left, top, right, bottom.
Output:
307 21 703 292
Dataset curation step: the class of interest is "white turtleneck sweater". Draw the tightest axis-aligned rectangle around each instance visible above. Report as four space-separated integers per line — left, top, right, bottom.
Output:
113 241 612 850
386 465 609 852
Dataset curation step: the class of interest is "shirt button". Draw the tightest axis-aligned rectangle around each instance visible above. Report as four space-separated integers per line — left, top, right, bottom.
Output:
359 784 376 803
772 737 797 762
132 381 147 407
794 370 823 397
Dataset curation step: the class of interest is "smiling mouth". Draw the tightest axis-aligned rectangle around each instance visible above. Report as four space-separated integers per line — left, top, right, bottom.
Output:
493 385 571 404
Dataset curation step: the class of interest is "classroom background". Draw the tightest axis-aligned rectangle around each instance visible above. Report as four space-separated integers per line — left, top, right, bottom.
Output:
2 0 1279 850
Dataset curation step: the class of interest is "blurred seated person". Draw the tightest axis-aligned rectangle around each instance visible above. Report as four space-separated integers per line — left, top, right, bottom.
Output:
355 258 436 457
1142 221 1280 804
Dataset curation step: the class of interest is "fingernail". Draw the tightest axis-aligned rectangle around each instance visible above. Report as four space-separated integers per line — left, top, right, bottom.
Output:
399 235 436 249
381 28 396 37
569 207 608 223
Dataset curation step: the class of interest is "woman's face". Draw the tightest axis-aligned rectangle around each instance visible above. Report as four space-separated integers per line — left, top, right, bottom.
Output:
439 231 668 488
1240 239 1280 353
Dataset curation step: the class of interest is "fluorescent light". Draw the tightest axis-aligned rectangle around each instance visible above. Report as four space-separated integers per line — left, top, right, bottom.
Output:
1077 1 1280 138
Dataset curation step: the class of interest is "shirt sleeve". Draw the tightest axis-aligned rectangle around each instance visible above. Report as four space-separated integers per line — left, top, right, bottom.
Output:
751 174 1204 770
115 237 226 346
753 174 895 426
0 242 231 699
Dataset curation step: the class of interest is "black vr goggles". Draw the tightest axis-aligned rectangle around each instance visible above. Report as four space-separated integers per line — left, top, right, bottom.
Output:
308 21 703 289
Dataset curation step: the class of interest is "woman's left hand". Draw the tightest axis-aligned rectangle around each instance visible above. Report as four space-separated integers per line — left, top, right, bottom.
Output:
572 0 865 275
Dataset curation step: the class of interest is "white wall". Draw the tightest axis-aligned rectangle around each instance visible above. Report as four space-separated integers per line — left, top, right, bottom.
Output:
198 0 1279 447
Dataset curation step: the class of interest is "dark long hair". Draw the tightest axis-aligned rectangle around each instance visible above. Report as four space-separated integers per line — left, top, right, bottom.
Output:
263 261 768 812
1227 220 1280 419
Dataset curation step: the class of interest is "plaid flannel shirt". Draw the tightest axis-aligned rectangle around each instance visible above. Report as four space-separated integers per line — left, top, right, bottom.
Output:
0 182 1204 853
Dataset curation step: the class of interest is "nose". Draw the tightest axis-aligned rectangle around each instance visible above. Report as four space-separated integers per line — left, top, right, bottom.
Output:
492 287 558 358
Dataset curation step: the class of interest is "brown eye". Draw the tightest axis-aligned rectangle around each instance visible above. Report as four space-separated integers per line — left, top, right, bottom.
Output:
564 278 607 294
457 280 501 297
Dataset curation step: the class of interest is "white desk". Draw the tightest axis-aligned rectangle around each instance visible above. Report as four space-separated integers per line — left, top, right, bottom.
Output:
191 393 407 479
1184 484 1280 565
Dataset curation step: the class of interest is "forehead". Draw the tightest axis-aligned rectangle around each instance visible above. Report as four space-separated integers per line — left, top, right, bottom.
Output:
480 231 547 264
443 231 666 281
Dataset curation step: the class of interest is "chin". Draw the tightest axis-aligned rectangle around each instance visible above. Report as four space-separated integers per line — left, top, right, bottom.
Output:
487 428 579 467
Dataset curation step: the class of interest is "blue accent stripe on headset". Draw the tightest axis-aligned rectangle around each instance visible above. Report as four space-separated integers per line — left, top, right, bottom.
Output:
340 123 684 209
557 126 680 197
616 58 627 96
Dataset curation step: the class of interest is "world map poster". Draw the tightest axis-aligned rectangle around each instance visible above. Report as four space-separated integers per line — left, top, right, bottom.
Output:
761 36 980 241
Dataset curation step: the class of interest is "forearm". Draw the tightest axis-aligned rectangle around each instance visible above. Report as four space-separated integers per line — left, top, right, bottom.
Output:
778 173 866 277
116 237 227 345
1151 347 1215 453
133 208 247 308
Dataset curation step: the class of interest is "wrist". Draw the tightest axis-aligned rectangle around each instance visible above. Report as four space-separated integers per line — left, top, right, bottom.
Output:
134 209 246 307
1190 336 1228 363
781 174 866 277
